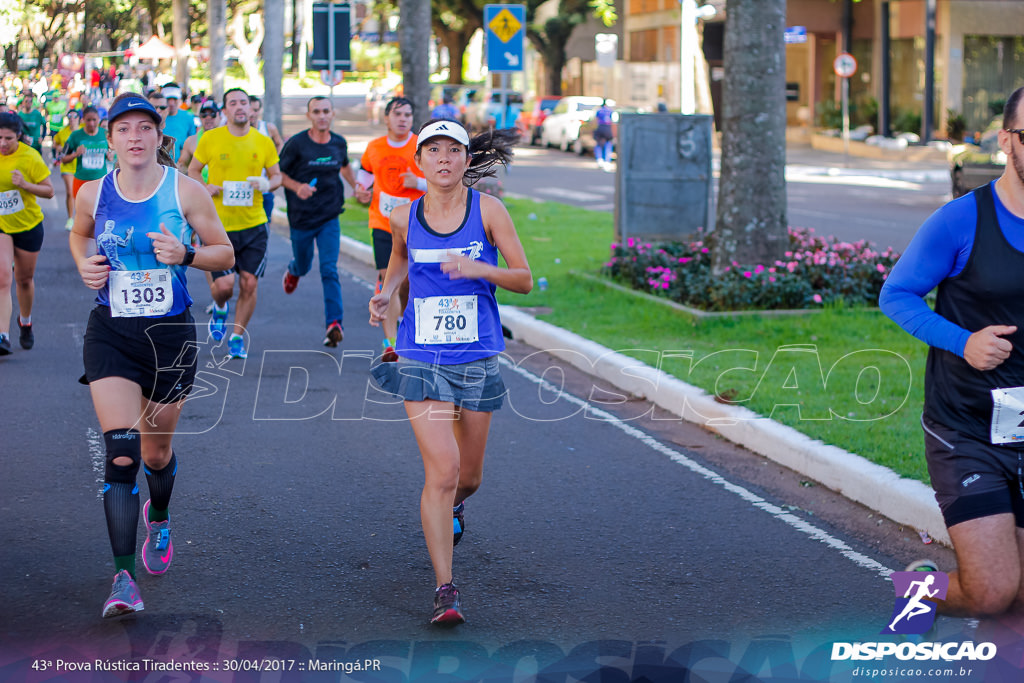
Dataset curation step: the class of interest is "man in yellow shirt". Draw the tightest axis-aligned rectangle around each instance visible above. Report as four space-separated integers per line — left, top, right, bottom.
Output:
188 88 281 359
0 112 55 354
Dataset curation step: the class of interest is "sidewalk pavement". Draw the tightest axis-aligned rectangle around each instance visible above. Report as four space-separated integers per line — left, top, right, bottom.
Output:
276 115 951 547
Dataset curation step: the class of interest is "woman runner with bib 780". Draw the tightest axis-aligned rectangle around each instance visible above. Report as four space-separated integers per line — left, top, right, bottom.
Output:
369 119 531 625
69 93 233 618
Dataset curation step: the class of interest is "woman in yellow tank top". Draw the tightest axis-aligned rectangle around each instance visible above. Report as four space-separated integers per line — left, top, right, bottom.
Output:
52 108 80 230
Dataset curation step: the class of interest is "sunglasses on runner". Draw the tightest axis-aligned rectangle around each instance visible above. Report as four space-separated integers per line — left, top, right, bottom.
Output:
1007 129 1024 144
155 105 168 111
200 111 218 118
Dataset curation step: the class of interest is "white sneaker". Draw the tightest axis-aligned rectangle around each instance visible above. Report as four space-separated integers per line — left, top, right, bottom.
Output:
65 217 74 231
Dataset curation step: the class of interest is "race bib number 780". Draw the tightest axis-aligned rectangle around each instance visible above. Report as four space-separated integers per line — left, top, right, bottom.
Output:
414 295 479 345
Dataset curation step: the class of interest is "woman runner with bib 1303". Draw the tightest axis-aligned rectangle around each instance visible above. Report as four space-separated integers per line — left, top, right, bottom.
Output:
69 93 233 618
369 120 531 625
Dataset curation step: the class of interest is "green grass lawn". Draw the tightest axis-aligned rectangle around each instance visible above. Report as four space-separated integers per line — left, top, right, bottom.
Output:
339 196 930 484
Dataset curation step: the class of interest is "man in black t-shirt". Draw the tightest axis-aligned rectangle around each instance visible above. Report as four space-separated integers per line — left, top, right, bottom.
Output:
279 96 358 347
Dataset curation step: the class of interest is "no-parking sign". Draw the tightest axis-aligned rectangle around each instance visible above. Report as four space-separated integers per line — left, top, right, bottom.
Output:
833 52 857 78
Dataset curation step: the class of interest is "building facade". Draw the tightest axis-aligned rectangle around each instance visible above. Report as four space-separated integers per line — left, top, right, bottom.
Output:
610 0 1024 136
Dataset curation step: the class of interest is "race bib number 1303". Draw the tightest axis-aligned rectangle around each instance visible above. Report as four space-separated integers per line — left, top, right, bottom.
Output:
109 268 174 318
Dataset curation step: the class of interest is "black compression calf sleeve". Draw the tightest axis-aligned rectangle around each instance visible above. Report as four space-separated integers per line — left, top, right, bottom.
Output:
103 429 141 558
144 452 177 521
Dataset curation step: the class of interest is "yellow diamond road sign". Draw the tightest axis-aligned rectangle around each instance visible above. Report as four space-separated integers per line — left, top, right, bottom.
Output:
489 8 521 43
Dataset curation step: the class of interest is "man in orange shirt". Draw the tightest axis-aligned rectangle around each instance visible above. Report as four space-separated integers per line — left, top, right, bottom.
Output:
355 97 425 360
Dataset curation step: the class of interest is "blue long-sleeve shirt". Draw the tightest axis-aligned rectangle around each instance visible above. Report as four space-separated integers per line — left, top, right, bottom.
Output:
879 181 1024 357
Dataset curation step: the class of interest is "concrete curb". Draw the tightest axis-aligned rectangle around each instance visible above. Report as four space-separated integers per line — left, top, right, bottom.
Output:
496 307 951 547
334 232 950 546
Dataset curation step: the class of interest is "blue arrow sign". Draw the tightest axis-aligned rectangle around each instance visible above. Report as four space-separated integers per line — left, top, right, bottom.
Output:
485 4 525 72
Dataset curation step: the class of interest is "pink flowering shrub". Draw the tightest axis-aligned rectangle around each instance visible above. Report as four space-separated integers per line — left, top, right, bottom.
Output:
473 176 505 201
602 228 900 311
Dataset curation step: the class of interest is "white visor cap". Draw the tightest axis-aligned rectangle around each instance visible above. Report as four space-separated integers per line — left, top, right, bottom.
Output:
417 120 470 148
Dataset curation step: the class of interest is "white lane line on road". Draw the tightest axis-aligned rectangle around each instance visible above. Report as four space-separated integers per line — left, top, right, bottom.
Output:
536 188 607 202
87 427 105 500
500 357 896 580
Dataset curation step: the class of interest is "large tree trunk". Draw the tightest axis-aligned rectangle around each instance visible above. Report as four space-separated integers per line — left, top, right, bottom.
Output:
543 47 565 96
172 0 190 87
290 0 301 73
437 28 472 84
32 13 64 67
229 2 265 88
263 0 285 130
209 0 228 100
146 0 161 37
3 43 17 74
399 0 431 131
712 0 788 270
528 17 577 97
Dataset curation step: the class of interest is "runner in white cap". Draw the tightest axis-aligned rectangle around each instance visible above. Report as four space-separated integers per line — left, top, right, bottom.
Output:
369 118 529 625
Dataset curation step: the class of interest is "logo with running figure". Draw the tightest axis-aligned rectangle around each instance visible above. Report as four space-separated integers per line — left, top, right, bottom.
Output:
881 570 949 635
96 220 135 270
451 240 484 260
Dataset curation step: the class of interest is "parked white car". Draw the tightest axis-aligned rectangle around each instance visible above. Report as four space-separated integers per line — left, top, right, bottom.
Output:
539 96 605 151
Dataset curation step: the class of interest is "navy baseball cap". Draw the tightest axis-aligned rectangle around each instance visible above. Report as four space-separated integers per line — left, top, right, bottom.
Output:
107 95 162 126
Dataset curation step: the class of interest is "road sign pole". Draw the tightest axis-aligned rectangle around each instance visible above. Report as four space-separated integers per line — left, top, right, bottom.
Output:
832 52 857 167
500 72 508 129
328 6 335 114
842 76 850 165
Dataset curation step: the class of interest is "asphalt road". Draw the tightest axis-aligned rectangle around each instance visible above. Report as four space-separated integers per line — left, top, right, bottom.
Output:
1 96 1012 683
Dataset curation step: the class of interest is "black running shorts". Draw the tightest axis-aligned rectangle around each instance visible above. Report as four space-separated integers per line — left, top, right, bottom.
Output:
212 223 269 279
6 222 44 253
82 305 198 404
922 415 1024 528
372 228 393 271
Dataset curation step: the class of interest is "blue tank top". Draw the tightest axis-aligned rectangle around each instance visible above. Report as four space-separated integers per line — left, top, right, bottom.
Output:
92 167 194 316
397 189 504 364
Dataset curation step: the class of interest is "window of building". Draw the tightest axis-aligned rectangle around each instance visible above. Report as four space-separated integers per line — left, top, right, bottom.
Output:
963 35 1024 132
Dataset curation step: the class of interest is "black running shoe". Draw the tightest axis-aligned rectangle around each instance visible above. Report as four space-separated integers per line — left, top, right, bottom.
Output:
18 320 33 350
431 583 465 625
453 502 465 547
0 334 10 356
